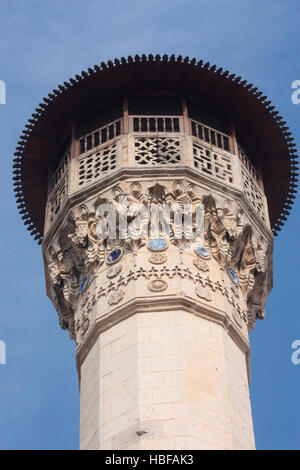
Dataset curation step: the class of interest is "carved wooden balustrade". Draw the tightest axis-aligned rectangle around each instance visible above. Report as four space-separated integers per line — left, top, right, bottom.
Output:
44 115 268 232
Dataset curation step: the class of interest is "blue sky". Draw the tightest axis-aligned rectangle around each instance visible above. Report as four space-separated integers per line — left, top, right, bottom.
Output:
0 0 299 450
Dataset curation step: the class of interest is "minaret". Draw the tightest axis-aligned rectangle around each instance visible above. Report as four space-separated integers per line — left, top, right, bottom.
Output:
13 55 298 450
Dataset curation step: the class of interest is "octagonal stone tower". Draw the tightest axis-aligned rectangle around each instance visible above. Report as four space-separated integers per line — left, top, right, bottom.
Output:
13 55 298 450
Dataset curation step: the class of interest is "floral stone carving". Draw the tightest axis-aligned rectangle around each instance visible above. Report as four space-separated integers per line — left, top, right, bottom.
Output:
193 258 209 272
108 289 125 305
106 264 122 279
149 253 168 264
148 279 168 292
44 179 272 340
195 285 212 302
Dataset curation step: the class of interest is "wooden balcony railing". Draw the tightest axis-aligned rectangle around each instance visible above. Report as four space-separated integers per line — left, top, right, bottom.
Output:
130 116 182 133
191 119 231 153
48 149 70 195
79 118 123 154
237 145 260 184
45 114 267 232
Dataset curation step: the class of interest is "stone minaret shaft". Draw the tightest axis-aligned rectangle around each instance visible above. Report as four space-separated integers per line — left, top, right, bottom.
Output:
44 108 272 450
14 56 298 450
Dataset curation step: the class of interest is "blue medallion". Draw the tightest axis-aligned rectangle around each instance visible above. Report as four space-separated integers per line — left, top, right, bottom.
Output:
229 268 239 286
195 245 210 259
80 275 88 292
148 238 168 252
107 248 123 264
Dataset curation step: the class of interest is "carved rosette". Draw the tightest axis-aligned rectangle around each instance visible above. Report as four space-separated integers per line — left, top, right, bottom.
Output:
43 178 272 342
232 306 244 327
148 279 168 292
76 313 90 339
106 264 122 279
195 284 212 302
108 289 125 305
193 259 209 272
149 253 167 264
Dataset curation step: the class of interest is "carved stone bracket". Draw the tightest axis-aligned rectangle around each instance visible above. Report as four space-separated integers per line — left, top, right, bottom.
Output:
43 179 272 341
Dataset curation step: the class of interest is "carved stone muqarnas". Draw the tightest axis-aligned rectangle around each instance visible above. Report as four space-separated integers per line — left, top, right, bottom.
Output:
43 178 272 343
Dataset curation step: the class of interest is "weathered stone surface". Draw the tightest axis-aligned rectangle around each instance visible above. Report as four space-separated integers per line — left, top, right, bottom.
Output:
42 113 273 451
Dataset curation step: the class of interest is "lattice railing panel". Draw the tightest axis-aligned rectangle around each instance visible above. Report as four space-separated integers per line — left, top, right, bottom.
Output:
79 119 122 154
238 144 261 185
78 142 117 186
191 119 231 152
192 142 233 184
48 175 68 224
131 116 182 133
135 137 181 165
48 150 70 195
241 167 265 221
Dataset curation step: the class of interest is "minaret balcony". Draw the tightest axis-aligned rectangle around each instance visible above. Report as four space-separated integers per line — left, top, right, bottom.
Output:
44 115 269 235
